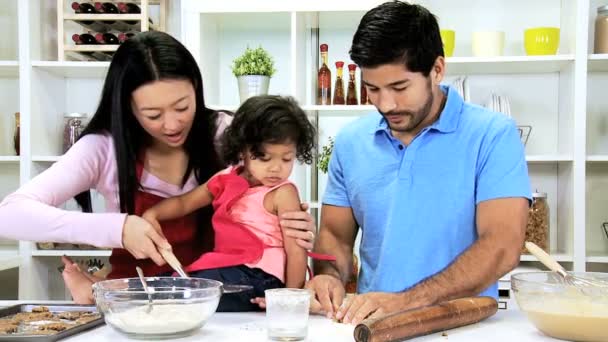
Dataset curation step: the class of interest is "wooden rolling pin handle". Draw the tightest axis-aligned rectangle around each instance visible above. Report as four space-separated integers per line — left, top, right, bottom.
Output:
354 297 498 342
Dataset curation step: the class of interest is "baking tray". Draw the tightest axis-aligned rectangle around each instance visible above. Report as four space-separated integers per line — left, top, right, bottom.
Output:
0 304 104 341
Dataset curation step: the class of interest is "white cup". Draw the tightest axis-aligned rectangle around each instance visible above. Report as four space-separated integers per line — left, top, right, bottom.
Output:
472 31 505 57
265 288 311 341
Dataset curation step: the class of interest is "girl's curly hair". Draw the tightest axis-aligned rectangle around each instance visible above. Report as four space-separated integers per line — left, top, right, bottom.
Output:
221 95 316 165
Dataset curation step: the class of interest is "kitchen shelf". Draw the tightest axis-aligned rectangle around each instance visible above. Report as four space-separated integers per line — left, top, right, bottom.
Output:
63 14 143 21
587 155 608 162
63 45 119 53
586 254 608 263
0 255 21 272
0 157 20 163
32 156 61 162
588 54 608 72
520 253 572 262
31 250 112 257
303 105 376 111
0 61 19 77
525 155 573 163
32 61 110 78
444 55 575 75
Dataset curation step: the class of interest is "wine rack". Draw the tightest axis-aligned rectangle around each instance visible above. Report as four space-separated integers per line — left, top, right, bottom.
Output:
57 0 167 61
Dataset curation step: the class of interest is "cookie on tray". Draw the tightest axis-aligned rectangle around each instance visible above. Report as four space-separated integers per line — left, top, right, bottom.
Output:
0 322 18 334
75 313 101 325
39 322 70 331
57 311 92 320
14 311 56 323
31 306 50 313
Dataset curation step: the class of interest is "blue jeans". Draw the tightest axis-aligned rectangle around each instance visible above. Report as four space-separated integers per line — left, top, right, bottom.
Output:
189 265 284 312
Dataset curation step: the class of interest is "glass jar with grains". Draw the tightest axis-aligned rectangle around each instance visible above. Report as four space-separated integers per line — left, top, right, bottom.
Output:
523 192 550 253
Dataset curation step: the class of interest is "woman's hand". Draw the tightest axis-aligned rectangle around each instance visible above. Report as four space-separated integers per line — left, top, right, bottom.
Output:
280 203 316 250
122 215 171 266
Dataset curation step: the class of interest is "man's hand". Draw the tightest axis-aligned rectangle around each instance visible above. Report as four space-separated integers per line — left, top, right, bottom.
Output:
335 292 411 325
305 275 345 318
280 202 316 250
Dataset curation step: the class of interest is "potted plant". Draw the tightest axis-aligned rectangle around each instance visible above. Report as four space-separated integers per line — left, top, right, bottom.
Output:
317 137 334 174
231 46 276 103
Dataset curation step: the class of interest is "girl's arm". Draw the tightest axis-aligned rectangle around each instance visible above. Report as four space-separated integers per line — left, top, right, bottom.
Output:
274 184 308 288
0 134 126 248
142 182 214 227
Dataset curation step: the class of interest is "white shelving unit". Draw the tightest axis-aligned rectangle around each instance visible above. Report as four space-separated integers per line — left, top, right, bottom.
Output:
1 0 607 300
31 249 112 257
180 0 606 276
0 0 21 294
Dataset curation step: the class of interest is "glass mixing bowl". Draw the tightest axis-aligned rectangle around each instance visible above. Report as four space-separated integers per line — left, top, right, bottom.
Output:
511 271 608 342
92 277 222 340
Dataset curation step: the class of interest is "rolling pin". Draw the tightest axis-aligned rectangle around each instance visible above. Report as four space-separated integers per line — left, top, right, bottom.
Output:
353 296 498 342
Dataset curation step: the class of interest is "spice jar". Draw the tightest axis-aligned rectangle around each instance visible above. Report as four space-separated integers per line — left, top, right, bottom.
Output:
523 192 550 253
595 5 608 53
63 113 87 153
13 112 20 156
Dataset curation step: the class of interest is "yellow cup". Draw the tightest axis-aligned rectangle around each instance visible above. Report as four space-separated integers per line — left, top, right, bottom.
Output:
440 29 455 57
524 27 560 55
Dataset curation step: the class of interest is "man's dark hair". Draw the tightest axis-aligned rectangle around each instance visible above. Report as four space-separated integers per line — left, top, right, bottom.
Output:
349 1 443 76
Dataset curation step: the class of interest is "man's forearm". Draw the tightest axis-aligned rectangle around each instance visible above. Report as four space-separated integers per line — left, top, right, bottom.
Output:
313 235 353 284
403 232 520 307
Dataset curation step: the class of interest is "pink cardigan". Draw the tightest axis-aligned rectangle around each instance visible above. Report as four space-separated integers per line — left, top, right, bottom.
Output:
0 112 232 248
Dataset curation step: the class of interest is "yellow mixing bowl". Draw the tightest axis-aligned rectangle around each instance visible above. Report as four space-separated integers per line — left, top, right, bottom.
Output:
524 27 560 55
440 29 455 57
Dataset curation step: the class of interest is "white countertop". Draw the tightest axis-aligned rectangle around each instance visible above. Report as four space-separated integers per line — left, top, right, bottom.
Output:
0 301 557 341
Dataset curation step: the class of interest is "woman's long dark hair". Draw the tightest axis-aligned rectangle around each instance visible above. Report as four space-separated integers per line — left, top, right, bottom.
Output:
75 31 223 215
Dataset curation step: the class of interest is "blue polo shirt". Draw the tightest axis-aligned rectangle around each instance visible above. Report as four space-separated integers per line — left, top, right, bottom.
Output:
323 85 531 298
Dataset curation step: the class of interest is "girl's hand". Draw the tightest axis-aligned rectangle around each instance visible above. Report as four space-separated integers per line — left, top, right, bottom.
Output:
280 203 316 250
250 297 266 309
141 211 164 238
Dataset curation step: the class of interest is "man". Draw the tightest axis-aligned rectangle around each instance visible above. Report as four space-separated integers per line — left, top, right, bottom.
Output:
305 1 531 325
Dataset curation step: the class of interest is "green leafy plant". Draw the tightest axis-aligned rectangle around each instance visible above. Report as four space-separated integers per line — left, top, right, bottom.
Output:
231 46 276 77
317 137 334 174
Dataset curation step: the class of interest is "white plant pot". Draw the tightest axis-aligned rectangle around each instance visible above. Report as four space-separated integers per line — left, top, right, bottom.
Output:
237 75 270 103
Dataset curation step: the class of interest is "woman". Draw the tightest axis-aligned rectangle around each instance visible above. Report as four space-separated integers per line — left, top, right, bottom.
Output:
0 31 315 302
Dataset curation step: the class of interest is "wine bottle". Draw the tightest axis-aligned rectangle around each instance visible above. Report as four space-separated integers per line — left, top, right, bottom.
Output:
333 61 345 105
71 2 108 32
72 33 97 45
317 44 332 105
94 2 119 14
94 2 131 31
71 33 113 61
118 2 141 14
118 2 141 26
117 32 136 43
360 69 370 105
346 64 358 105
71 2 96 14
95 32 120 45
